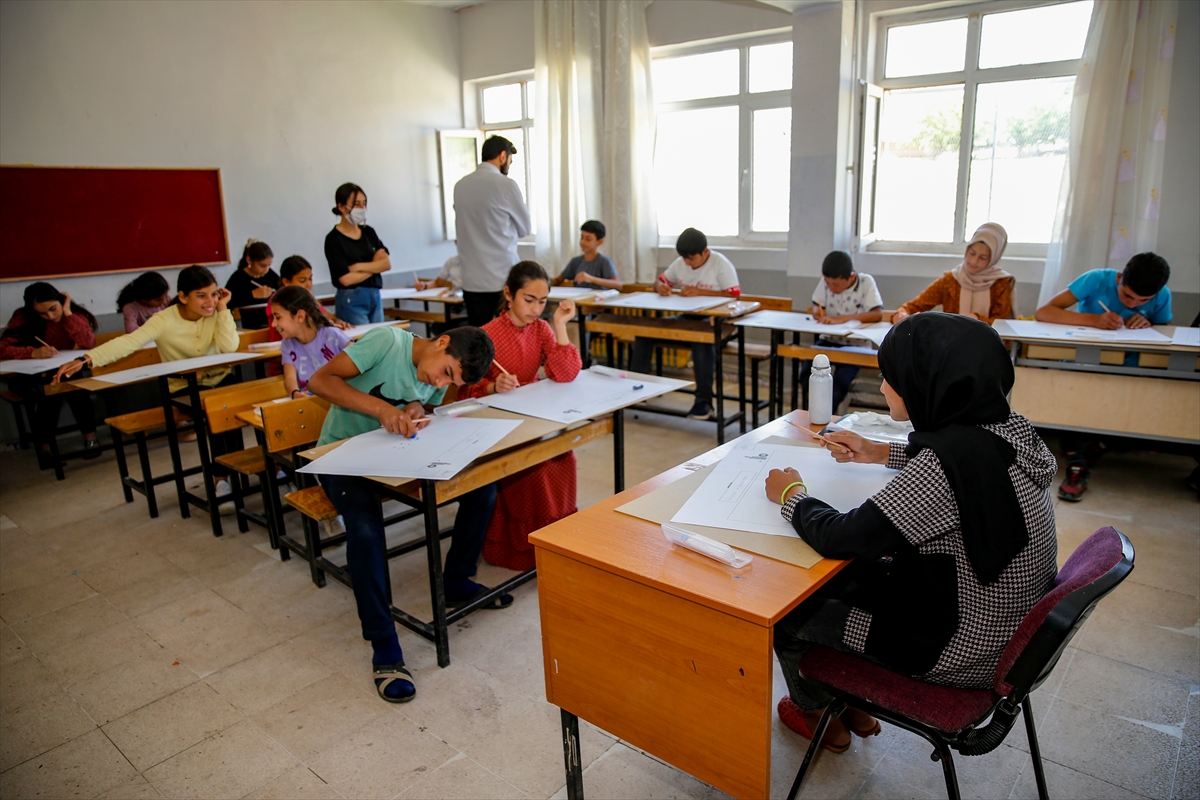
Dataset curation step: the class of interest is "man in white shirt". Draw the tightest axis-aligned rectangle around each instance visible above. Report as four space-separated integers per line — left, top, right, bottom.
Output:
453 136 532 326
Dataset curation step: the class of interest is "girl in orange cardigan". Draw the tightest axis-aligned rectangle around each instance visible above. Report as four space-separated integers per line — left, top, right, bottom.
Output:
893 223 1014 325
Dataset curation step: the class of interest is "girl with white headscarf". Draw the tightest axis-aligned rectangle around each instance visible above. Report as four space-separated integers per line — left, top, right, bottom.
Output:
893 223 1015 324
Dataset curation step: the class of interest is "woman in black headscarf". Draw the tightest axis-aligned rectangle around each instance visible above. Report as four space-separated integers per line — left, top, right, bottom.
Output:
764 312 1058 754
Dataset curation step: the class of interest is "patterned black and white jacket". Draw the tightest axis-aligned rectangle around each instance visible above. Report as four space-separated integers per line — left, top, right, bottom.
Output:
782 412 1058 688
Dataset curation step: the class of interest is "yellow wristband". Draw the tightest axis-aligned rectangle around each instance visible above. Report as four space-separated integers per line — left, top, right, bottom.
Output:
781 481 807 505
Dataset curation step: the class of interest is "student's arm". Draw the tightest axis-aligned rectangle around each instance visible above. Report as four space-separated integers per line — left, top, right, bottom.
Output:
576 273 623 289
283 363 303 397
543 311 581 382
60 306 95 349
893 274 952 321
552 272 570 286
213 301 239 354
1034 289 1123 329
122 305 141 333
53 309 166 382
679 285 739 297
322 308 352 330
980 277 1015 325
307 351 422 437
0 314 34 359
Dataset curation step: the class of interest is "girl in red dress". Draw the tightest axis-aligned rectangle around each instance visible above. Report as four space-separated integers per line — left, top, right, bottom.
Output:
462 261 581 570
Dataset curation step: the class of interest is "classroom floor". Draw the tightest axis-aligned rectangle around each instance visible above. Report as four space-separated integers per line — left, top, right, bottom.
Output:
0 393 1197 800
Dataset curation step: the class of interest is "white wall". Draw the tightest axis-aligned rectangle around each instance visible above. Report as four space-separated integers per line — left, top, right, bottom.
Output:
646 0 791 47
0 0 462 327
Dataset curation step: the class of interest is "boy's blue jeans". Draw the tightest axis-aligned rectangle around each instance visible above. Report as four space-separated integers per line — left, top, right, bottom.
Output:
335 286 383 324
320 474 496 642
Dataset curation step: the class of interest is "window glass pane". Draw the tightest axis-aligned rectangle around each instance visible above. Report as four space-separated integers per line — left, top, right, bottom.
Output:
488 127 527 205
874 85 964 242
752 108 791 232
654 106 739 236
525 81 537 119
979 2 1093 69
885 18 968 78
965 77 1073 243
749 42 792 93
652 50 739 103
482 83 522 124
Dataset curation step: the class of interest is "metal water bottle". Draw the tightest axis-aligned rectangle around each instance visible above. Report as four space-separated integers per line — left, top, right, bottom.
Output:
809 354 833 425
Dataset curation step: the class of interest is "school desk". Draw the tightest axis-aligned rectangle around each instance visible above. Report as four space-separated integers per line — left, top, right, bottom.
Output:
382 287 466 333
530 409 847 800
994 322 1200 443
577 292 762 444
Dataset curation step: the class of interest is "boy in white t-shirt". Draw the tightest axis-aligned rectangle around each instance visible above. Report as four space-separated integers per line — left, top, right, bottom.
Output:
801 250 884 413
630 228 740 419
413 250 467 335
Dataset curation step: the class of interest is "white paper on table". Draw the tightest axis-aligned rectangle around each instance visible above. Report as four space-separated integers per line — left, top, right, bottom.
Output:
88 352 259 385
410 287 461 300
824 411 913 444
596 293 728 313
848 323 892 347
0 350 89 375
547 286 597 300
992 319 1171 345
671 441 898 537
483 367 691 424
297 416 521 480
1170 327 1200 347
734 310 866 338
345 321 406 339
379 287 421 300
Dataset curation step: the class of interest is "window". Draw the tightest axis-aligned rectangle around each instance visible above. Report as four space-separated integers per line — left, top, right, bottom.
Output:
862 1 1093 252
651 32 792 243
478 78 536 228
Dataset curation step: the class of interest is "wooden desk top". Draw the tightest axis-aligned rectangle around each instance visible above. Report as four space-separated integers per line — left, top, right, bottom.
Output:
530 410 847 627
579 292 761 319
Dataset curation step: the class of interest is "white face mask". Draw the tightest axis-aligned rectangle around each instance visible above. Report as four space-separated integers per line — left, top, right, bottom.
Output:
348 207 367 226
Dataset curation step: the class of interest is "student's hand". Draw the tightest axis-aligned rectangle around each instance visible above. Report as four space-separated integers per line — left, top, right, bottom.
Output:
32 344 58 359
252 284 273 299
554 299 576 325
332 317 352 330
1125 313 1151 329
891 308 910 323
493 372 520 394
216 288 233 311
820 315 847 325
378 405 418 437
1094 311 1124 330
414 279 430 291
60 293 73 316
52 356 88 384
812 307 824 321
402 400 431 426
655 281 672 296
766 467 806 505
821 430 890 465
960 311 980 320
680 285 701 297
573 273 595 286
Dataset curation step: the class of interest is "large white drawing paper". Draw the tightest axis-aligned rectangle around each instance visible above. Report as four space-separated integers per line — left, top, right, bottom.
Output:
992 319 1171 345
547 286 597 300
410 287 462 300
483 367 691 424
297 415 522 480
0 350 89 375
735 310 864 337
597 293 729 313
379 287 421 300
1170 326 1200 348
671 441 898 537
88 352 260 385
849 323 892 347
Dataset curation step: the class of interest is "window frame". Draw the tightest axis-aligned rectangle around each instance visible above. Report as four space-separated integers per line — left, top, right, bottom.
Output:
860 0 1089 257
474 73 536 236
650 28 793 249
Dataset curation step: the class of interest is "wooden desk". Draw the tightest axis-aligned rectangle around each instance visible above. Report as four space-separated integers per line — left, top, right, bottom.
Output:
578 293 762 444
531 410 847 800
383 289 466 333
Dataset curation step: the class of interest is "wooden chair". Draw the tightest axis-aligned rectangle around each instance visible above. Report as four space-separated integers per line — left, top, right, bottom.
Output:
106 405 195 518
199 375 287 535
259 397 334 585
725 294 793 427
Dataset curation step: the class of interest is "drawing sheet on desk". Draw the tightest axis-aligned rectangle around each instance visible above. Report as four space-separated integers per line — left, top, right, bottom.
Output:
849 323 892 347
1171 327 1200 347
596 293 728 313
992 319 1172 345
345 321 406 338
671 440 898 537
88 352 259 385
0 350 89 375
483 368 691 424
547 286 596 300
735 310 865 337
297 416 522 480
379 287 421 300
410 287 461 300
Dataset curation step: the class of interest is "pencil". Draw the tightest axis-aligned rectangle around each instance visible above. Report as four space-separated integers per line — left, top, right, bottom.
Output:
250 280 263 288
493 359 513 376
1098 300 1112 313
783 418 825 438
35 336 53 349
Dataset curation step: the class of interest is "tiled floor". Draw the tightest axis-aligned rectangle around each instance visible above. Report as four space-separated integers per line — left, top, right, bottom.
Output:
0 393 1197 799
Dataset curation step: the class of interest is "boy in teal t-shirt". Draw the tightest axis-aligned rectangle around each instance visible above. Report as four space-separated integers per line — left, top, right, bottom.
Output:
1034 252 1172 503
307 325 500 704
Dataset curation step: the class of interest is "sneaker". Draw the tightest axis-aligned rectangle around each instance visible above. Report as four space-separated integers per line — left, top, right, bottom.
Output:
686 402 715 420
215 479 237 515
322 515 346 538
1057 465 1089 502
82 439 102 460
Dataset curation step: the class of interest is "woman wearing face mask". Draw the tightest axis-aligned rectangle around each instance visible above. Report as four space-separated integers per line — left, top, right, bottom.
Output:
892 223 1014 325
325 183 391 325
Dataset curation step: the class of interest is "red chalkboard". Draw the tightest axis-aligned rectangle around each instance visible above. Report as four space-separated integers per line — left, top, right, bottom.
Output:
0 166 229 281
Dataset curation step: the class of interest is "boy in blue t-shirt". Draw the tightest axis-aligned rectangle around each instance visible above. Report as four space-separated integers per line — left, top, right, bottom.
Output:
307 325 500 704
1034 252 1172 502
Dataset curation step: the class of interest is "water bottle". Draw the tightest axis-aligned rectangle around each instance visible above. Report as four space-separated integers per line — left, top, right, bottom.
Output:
809 354 833 425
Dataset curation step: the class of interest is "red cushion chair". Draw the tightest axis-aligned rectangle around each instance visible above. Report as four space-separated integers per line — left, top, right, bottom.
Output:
786 527 1135 800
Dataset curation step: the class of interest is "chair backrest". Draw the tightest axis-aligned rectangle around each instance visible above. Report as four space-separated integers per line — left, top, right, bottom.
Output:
260 395 330 453
740 294 793 312
238 328 272 350
94 330 126 346
994 527 1134 698
200 375 287 433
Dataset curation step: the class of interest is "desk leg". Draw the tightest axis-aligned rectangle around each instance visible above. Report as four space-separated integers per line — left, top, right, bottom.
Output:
161 376 190 520
790 332 800 412
578 313 590 368
714 322 726 446
190 375 224 538
560 709 585 800
737 327 747 434
605 333 615 368
769 331 780 423
420 478 452 667
613 409 624 494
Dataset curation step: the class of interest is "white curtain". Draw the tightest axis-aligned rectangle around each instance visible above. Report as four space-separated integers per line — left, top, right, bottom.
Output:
1039 0 1179 306
534 0 658 282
